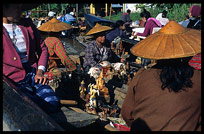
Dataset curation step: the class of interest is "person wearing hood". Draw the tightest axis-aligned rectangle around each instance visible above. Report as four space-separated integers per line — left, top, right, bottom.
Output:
182 5 201 30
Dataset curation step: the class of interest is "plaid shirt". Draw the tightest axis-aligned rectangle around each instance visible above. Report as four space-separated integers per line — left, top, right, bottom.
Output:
83 40 120 69
45 37 76 71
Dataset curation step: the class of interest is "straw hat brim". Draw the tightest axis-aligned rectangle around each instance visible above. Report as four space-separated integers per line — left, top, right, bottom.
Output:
131 21 201 60
38 18 72 32
86 23 112 36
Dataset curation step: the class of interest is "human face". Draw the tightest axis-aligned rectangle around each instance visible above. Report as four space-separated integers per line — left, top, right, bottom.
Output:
120 24 125 31
95 32 106 45
3 4 23 23
142 17 147 22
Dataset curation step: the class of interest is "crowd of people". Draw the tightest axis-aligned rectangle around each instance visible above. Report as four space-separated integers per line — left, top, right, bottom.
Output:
3 3 201 131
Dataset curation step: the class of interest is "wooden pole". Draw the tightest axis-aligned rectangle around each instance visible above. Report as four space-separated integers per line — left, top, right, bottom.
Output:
105 3 108 16
109 3 112 20
76 3 78 20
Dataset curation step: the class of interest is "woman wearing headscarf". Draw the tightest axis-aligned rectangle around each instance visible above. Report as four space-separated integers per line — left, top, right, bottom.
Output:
185 5 201 30
121 21 201 131
3 4 60 113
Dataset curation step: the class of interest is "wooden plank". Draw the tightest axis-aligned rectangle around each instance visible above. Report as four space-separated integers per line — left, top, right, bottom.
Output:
3 80 64 131
49 107 98 130
68 107 86 113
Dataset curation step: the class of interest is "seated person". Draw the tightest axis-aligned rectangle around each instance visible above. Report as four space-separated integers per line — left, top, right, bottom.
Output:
133 9 162 38
156 10 169 26
64 13 77 26
3 4 60 114
106 20 128 48
83 23 125 72
44 33 76 72
38 18 76 72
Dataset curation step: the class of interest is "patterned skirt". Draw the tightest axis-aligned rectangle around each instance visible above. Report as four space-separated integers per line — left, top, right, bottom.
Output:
16 64 61 113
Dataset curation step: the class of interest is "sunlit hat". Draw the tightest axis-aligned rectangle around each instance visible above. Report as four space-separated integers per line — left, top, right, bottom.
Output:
38 18 72 32
131 20 201 60
86 23 112 36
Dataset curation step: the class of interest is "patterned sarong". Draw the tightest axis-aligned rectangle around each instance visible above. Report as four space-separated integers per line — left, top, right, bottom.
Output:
17 65 60 113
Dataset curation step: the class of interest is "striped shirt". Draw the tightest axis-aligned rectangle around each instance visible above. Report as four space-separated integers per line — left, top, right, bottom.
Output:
188 54 201 70
44 37 76 71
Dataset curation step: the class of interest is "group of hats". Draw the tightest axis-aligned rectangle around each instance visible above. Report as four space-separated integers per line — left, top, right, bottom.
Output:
85 6 201 60
131 5 201 60
24 4 201 60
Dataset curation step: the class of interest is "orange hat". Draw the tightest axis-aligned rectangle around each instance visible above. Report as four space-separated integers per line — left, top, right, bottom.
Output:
86 23 112 36
131 21 201 60
38 18 72 32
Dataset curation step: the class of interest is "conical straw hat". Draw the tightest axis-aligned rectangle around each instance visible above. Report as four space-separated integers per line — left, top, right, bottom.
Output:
38 18 72 32
86 23 112 36
131 20 201 60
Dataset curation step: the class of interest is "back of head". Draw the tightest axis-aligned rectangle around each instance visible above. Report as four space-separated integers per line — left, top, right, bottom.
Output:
127 9 131 14
162 10 168 18
155 57 194 92
140 9 151 20
113 20 125 28
189 5 201 17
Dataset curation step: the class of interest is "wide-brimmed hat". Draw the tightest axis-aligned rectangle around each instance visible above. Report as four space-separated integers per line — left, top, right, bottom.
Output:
38 18 72 32
131 20 201 60
86 23 112 36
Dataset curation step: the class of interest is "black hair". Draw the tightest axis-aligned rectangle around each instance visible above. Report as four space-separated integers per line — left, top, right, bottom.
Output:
154 57 194 93
140 9 151 20
186 15 189 19
127 9 131 14
162 10 168 18
113 20 125 29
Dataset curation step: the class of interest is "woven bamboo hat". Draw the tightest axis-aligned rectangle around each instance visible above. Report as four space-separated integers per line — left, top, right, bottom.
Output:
86 23 112 36
131 20 201 60
38 18 72 32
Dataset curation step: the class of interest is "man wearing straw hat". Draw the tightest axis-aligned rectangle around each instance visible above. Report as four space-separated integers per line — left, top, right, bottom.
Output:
83 23 125 72
121 21 201 131
3 4 60 113
38 17 76 72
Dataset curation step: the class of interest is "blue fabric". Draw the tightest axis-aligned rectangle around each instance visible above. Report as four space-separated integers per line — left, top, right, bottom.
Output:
106 28 128 45
65 14 76 22
17 65 60 113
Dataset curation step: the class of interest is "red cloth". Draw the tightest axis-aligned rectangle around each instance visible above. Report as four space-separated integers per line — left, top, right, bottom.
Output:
189 5 201 17
3 18 48 82
188 54 201 70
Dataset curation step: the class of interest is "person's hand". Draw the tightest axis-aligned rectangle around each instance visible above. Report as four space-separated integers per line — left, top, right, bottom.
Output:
34 69 48 85
133 32 138 38
131 31 135 36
